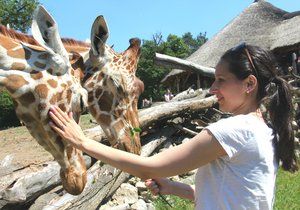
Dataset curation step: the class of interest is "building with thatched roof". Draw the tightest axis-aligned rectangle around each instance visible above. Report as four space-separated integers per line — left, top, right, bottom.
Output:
161 0 300 92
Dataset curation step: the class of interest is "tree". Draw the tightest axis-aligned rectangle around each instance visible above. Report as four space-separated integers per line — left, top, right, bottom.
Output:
0 0 40 32
182 32 208 54
0 88 20 128
160 34 190 59
137 32 207 104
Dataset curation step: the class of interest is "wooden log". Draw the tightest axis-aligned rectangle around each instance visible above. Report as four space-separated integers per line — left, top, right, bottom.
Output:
0 155 92 209
139 95 217 128
0 161 61 208
171 88 209 102
154 53 215 77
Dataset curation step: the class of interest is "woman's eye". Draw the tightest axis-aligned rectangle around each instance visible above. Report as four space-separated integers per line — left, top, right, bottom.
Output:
216 78 224 83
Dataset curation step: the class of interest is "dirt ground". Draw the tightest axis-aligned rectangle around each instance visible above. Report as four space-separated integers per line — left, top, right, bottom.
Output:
0 126 54 171
0 114 97 172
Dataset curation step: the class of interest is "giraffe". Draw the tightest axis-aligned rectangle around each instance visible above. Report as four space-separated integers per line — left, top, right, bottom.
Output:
0 5 144 195
80 15 144 155
35 7 144 154
0 7 88 195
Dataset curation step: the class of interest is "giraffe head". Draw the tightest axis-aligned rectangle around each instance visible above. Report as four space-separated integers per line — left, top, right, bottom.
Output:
82 16 144 154
0 6 88 195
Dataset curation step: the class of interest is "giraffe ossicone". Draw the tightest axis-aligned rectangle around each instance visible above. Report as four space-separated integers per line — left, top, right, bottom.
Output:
0 5 144 195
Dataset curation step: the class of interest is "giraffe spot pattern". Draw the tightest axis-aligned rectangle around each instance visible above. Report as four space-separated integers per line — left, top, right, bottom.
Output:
11 62 26 70
95 88 102 99
35 84 48 99
87 82 95 89
66 89 72 104
88 91 94 103
88 104 97 117
58 103 67 112
31 71 43 80
50 93 58 104
99 113 112 125
38 103 48 112
5 74 29 93
99 91 113 112
47 79 58 88
7 47 25 59
18 92 35 106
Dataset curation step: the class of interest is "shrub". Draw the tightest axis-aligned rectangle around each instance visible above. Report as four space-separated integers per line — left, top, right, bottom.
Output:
0 89 20 128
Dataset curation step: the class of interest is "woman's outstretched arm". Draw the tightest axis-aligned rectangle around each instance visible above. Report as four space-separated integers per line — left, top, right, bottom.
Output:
49 106 226 179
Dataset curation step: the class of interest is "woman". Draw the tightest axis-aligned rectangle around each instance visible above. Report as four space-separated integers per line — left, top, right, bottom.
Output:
49 43 298 210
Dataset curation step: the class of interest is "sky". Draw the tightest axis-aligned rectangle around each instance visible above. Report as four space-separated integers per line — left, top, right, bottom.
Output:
37 0 299 52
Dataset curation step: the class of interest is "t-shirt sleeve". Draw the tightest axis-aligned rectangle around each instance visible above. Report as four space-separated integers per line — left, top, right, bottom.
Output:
205 116 252 159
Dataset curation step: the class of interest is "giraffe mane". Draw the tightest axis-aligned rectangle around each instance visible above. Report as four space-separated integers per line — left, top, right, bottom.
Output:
61 38 91 49
0 24 90 49
0 24 39 45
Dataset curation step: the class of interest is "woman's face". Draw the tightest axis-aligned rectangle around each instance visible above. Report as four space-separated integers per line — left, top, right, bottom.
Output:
210 61 249 114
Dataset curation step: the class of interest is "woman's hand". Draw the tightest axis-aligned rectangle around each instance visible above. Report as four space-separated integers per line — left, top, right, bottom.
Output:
49 106 86 148
144 178 172 196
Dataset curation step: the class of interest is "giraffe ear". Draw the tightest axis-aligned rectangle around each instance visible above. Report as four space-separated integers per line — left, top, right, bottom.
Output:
31 6 70 75
90 15 109 56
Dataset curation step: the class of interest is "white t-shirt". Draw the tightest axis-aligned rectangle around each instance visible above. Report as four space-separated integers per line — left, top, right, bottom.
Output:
194 114 277 210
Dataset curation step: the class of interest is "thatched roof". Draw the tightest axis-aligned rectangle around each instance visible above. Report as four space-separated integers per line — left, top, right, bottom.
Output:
162 0 300 84
189 0 300 67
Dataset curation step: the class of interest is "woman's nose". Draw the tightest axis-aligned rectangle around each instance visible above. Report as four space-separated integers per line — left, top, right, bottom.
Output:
209 82 217 94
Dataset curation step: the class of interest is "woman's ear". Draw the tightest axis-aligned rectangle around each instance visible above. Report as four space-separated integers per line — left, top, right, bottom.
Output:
245 75 258 93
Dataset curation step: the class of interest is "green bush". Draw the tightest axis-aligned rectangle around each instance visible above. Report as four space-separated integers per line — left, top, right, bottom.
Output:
0 89 20 128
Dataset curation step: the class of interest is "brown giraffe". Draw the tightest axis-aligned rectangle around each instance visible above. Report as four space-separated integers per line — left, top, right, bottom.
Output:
80 15 144 155
0 5 144 195
0 7 88 195
35 7 144 154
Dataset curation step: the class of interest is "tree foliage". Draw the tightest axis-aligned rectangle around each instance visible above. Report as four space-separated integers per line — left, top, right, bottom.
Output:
0 0 40 32
0 89 20 128
137 32 207 104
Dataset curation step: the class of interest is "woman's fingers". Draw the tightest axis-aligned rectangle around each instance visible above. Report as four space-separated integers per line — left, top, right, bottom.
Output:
145 179 159 195
49 106 72 128
49 121 64 136
50 106 69 122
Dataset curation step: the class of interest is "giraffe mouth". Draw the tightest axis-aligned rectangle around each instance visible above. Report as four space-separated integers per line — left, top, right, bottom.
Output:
60 164 87 195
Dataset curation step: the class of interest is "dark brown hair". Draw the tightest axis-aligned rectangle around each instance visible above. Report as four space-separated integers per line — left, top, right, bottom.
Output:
221 43 298 172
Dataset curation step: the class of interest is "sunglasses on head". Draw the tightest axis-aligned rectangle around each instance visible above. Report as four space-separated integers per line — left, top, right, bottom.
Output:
231 42 259 78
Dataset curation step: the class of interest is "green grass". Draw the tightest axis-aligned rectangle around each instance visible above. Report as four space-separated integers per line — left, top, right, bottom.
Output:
79 113 97 130
154 195 194 210
274 167 300 210
153 167 300 209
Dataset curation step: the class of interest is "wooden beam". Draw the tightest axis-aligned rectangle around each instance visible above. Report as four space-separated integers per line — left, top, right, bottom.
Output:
154 53 215 77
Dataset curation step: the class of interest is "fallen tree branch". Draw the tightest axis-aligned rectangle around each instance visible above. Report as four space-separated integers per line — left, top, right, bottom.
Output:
139 95 217 128
154 53 215 77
